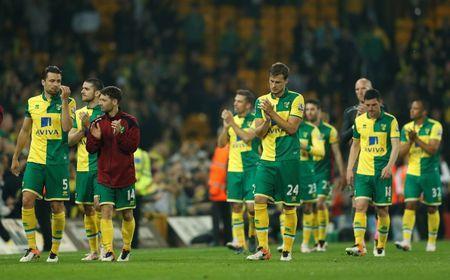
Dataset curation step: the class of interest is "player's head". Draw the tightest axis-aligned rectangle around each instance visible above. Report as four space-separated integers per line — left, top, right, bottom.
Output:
410 99 428 121
234 89 255 115
81 78 104 102
269 62 289 95
41 66 62 96
99 86 122 113
355 78 372 103
305 100 321 123
364 89 381 118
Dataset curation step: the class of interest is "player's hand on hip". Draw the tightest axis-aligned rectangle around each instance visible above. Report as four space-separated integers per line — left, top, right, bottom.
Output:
380 166 392 179
90 122 102 139
346 169 354 186
60 85 71 100
10 158 20 176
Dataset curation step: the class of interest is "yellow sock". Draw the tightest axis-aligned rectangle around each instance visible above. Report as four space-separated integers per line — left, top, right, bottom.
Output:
84 214 99 253
279 212 285 236
248 212 256 238
22 208 37 250
402 209 415 243
282 208 297 252
96 210 102 245
232 210 245 248
377 215 390 249
255 203 269 250
318 208 328 241
122 218 135 251
427 212 440 245
302 213 313 246
51 212 65 254
353 212 366 246
312 212 319 244
101 219 114 253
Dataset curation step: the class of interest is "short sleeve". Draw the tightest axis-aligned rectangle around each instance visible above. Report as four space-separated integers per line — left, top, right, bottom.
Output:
254 98 262 119
329 126 338 144
73 115 78 129
390 118 400 138
290 94 304 118
430 122 443 141
400 126 408 142
69 98 77 120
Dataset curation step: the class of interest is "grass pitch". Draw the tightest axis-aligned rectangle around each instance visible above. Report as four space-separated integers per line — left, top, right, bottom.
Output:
1 241 449 280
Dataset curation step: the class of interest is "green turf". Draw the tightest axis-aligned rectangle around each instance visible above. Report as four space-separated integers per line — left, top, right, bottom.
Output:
1 242 449 279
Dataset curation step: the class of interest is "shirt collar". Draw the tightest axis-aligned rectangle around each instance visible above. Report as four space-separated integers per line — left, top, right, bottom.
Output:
41 91 61 102
366 109 384 120
270 88 288 99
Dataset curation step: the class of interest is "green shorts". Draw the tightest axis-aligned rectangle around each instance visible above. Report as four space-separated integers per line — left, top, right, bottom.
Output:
22 162 70 201
254 159 300 206
227 168 256 203
316 172 332 198
299 174 317 203
354 173 392 206
75 171 100 205
96 183 136 210
404 173 442 206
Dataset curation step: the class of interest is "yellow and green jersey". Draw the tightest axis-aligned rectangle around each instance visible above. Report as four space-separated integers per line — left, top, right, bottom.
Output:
134 148 153 195
315 121 339 175
401 118 442 176
227 113 260 172
254 88 304 162
25 92 76 165
353 111 400 176
73 105 103 172
298 121 325 176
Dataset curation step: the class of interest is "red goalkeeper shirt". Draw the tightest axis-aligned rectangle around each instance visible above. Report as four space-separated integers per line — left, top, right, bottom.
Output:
86 111 140 188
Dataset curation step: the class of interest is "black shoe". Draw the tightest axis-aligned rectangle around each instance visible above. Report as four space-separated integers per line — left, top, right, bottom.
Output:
248 237 257 253
234 247 244 255
118 249 130 261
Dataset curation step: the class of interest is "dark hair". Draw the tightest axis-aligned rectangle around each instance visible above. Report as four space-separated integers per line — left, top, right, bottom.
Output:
412 99 429 111
42 65 62 80
306 99 321 110
100 86 122 102
85 78 104 91
364 89 381 101
269 62 289 79
236 89 255 105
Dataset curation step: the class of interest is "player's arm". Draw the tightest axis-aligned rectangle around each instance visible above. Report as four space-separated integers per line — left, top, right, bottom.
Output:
346 121 361 185
11 117 32 176
60 86 74 132
229 121 256 143
115 119 140 154
332 143 345 178
254 117 271 138
260 98 301 135
217 110 230 147
68 112 91 147
398 127 412 158
410 123 442 155
340 108 354 144
381 118 400 179
86 120 102 154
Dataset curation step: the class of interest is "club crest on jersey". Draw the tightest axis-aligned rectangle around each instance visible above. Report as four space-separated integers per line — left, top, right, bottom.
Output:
41 117 52 127
381 124 386 131
298 103 304 111
425 128 430 134
34 104 39 109
284 102 290 108
369 136 378 145
56 104 61 111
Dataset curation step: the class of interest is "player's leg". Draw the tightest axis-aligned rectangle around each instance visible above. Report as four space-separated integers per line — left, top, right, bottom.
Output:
226 172 245 252
373 175 393 256
47 201 65 262
247 161 276 260
301 202 314 253
346 174 371 256
20 162 46 262
316 195 329 251
116 185 136 261
423 172 442 252
76 171 99 260
246 202 257 253
97 183 116 261
93 177 103 251
312 205 319 247
396 174 420 251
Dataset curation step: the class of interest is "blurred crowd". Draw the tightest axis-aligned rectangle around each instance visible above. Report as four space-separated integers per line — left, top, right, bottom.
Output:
0 0 449 240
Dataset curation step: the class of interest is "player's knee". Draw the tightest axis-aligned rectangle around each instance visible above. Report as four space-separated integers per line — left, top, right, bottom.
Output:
50 202 65 214
84 205 95 216
376 206 389 217
303 203 312 214
22 193 36 208
427 206 438 214
317 200 326 209
122 210 134 221
232 203 243 212
354 200 368 213
254 195 267 204
405 202 417 210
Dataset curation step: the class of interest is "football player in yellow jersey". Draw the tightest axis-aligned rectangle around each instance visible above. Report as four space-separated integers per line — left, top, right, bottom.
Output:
247 62 304 262
395 100 443 252
11 66 76 263
345 89 399 257
218 90 260 254
68 78 104 260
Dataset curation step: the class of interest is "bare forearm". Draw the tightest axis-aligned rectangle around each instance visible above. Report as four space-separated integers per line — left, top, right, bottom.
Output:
332 145 345 176
387 142 399 167
217 129 229 148
255 121 270 138
61 101 72 132
270 112 297 135
414 139 438 155
68 129 85 147
230 122 255 142
399 143 411 158
13 129 30 160
347 143 360 171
